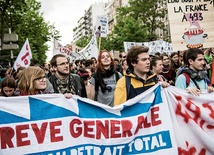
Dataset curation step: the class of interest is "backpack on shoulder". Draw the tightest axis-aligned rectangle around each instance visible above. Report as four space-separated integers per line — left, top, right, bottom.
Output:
182 72 191 87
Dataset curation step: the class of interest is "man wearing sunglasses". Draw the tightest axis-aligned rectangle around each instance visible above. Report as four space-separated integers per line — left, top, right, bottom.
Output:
119 52 127 63
117 52 127 74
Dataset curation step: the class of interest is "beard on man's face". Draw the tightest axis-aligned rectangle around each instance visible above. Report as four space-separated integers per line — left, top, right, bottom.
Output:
57 70 69 76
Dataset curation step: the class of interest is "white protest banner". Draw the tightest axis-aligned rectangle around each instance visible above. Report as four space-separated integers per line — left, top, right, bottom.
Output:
124 40 173 55
13 38 32 71
0 85 214 154
162 85 214 155
124 41 144 53
77 35 99 59
53 38 80 60
95 16 108 38
167 0 214 50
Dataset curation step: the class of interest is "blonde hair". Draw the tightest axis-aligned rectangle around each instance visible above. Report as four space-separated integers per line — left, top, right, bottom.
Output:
17 66 45 95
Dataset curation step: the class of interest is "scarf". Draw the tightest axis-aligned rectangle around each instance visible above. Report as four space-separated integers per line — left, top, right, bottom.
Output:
182 67 207 81
94 66 115 93
162 64 170 72
56 75 76 94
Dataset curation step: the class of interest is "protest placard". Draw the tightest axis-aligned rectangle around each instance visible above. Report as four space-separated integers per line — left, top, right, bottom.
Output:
167 0 214 50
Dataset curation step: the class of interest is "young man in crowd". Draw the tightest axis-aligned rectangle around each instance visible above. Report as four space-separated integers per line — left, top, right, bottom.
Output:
114 46 168 106
175 48 214 96
49 54 87 98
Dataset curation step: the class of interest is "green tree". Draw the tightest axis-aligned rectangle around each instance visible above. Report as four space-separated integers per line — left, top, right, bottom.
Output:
102 0 164 51
102 15 148 51
128 0 163 40
75 36 91 48
0 0 61 65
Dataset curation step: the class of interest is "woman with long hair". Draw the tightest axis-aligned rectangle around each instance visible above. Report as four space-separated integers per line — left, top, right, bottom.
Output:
90 50 122 107
170 52 180 72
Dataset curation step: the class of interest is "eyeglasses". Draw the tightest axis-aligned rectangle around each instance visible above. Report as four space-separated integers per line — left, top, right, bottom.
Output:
3 89 14 93
35 76 47 82
57 62 69 66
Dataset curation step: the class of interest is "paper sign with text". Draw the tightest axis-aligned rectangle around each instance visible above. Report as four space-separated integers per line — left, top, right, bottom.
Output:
167 0 214 50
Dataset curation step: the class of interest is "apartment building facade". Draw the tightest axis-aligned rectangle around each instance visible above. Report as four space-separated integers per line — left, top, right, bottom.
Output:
72 2 107 43
72 0 129 42
72 0 169 52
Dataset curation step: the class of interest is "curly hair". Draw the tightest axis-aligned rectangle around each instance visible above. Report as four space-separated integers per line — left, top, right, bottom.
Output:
17 66 45 95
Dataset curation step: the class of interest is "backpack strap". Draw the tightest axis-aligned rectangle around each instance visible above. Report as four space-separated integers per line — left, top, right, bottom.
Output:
115 71 120 82
182 73 190 88
182 72 200 90
125 76 131 100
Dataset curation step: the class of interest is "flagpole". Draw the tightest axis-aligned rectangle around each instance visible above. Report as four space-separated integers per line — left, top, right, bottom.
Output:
98 37 101 52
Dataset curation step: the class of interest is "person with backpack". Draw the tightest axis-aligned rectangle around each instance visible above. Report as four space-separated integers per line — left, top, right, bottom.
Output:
114 46 169 106
90 50 122 107
175 48 214 96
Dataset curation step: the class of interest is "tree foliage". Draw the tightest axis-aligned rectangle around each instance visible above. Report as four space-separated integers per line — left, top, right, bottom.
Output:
102 15 148 51
0 0 61 65
75 36 91 48
102 0 164 51
128 0 163 37
72 0 165 52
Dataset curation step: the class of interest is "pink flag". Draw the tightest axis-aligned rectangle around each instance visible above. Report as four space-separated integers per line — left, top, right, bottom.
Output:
13 38 32 71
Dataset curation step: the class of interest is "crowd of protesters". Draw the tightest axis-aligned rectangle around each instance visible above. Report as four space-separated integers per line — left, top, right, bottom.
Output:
1 46 214 106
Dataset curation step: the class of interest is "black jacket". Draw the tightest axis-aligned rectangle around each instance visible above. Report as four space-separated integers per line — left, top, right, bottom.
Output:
49 74 87 98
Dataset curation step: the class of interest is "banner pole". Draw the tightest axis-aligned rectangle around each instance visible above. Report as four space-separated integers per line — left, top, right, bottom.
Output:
98 37 101 52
